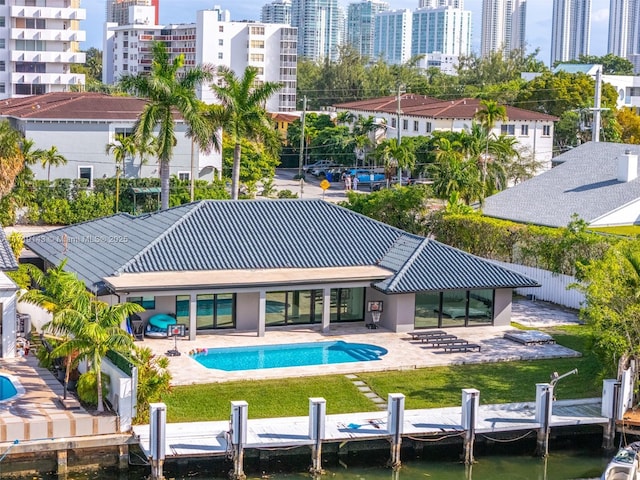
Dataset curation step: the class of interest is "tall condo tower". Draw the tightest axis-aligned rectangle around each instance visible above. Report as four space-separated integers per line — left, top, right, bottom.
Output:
346 0 389 58
550 0 591 65
107 0 159 25
291 0 342 61
261 0 292 25
480 0 527 56
1 0 86 98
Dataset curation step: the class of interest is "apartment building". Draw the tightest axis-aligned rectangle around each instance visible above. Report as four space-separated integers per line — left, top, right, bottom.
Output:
550 0 591 65
104 6 297 112
261 0 291 25
346 0 389 59
0 0 86 99
481 0 527 56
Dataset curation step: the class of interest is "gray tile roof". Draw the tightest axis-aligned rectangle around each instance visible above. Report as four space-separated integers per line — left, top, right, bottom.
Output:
0 229 17 271
375 238 538 293
483 142 640 227
26 200 536 294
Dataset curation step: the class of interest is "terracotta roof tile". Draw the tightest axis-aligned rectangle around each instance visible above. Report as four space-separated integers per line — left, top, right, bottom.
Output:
335 96 558 122
0 92 183 121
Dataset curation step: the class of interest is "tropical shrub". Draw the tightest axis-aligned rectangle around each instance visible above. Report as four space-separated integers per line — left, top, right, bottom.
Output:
77 371 110 407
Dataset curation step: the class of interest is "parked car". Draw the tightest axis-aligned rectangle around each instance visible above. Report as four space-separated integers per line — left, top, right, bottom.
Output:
303 160 333 174
347 169 386 185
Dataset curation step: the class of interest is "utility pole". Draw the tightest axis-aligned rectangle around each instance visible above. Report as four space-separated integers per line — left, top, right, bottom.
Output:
592 67 602 143
298 95 307 197
396 84 402 145
189 139 195 202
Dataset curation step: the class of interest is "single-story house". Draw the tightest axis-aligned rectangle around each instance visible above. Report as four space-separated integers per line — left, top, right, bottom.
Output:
25 200 538 340
483 142 640 228
0 92 222 186
334 95 558 171
0 229 18 358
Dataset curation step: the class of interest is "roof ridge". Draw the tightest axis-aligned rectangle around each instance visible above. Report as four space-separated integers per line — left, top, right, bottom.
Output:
384 236 430 291
115 202 202 275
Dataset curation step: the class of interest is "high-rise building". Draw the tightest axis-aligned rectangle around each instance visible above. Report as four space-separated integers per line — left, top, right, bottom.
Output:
373 9 413 65
107 0 159 26
412 3 472 58
261 0 292 25
419 0 464 7
104 6 297 113
608 0 640 64
550 0 591 65
346 0 389 59
480 0 527 57
291 0 342 61
0 0 86 98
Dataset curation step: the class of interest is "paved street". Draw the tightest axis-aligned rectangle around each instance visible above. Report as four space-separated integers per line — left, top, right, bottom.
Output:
274 168 348 202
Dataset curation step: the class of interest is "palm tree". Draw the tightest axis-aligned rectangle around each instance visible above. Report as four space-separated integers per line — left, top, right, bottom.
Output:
21 262 92 400
60 299 142 413
39 146 68 184
207 66 281 200
474 100 507 183
119 42 214 210
106 134 136 212
376 138 416 186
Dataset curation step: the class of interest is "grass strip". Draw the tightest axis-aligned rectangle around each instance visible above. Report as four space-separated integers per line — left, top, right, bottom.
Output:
159 325 605 423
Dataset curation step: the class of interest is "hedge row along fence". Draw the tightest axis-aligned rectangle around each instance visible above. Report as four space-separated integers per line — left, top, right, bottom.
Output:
428 212 626 277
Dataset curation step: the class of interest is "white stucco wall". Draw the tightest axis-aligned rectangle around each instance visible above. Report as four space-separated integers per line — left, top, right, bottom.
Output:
236 292 261 332
0 272 18 358
493 289 512 327
590 198 640 226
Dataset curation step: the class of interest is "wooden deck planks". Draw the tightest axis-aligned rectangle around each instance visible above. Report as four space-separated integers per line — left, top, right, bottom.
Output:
132 399 608 459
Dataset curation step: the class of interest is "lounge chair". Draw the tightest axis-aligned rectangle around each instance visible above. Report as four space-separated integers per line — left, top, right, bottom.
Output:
420 334 458 345
407 330 447 340
442 343 481 353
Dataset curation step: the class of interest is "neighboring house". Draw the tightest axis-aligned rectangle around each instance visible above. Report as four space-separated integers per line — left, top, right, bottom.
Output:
271 112 300 142
0 92 222 185
483 142 640 228
335 95 558 171
0 229 18 358
25 200 537 341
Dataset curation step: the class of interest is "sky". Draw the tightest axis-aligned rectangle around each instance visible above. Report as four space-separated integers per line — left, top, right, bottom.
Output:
82 0 611 67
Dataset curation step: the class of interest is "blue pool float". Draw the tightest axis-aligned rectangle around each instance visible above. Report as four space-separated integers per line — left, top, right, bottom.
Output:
146 314 177 338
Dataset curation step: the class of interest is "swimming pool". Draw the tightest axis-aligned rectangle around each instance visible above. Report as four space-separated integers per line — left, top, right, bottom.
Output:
0 374 23 402
190 341 388 371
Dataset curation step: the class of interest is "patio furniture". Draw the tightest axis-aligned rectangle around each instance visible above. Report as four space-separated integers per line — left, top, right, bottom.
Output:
442 343 482 353
422 337 468 348
407 330 447 340
504 330 556 345
419 334 458 345
130 315 145 341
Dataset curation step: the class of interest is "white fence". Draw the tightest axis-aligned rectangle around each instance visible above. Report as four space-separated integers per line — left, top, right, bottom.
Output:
492 261 586 310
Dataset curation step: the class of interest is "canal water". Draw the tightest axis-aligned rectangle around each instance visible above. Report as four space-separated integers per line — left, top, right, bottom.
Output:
21 436 613 480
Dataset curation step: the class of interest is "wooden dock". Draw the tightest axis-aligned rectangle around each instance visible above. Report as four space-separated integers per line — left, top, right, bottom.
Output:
133 398 607 459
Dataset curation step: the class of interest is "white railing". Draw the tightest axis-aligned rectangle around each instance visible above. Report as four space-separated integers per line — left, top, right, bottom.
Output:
492 261 586 310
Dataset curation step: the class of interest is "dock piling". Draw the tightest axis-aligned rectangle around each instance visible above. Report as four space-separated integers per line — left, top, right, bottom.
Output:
461 389 479 465
149 403 167 480
535 383 553 457
387 393 405 470
230 400 248 480
309 397 326 475
601 379 621 451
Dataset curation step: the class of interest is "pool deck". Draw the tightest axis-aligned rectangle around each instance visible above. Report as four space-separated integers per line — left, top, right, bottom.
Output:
131 299 582 385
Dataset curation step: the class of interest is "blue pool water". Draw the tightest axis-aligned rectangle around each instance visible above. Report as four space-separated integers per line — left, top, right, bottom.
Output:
0 375 19 401
190 341 388 371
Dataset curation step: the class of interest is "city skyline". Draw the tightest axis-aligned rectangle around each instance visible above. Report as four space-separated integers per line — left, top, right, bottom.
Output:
83 0 611 66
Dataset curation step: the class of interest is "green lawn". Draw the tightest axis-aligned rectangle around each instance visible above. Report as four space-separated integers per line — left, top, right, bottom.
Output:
589 225 640 236
159 325 605 423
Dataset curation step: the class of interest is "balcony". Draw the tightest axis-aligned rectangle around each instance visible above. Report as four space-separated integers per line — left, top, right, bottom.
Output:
11 72 84 85
11 50 85 64
11 28 86 42
10 6 86 21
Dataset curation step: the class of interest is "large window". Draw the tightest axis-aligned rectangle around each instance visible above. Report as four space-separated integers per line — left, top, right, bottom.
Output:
175 293 236 330
330 288 364 323
129 296 155 309
414 290 494 329
265 290 323 326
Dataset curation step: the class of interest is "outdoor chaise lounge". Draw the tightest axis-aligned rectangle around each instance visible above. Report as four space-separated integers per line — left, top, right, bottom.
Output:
441 343 482 353
422 337 469 348
407 330 447 340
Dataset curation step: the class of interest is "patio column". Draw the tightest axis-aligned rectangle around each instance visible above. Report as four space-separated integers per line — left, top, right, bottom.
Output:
189 293 197 341
322 288 331 333
258 290 266 337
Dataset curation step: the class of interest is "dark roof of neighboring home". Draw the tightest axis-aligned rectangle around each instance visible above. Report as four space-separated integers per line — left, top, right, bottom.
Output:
483 142 640 228
0 229 18 271
0 92 183 122
25 200 537 295
335 95 558 122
